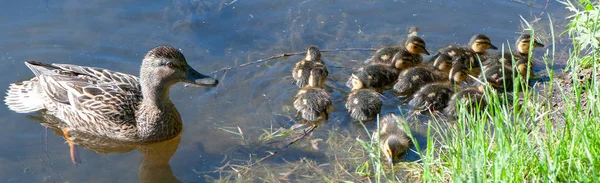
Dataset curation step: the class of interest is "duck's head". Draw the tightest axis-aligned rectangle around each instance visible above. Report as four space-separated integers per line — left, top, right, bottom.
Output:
516 34 544 55
392 50 416 70
382 135 406 165
433 54 453 73
469 34 498 53
347 72 365 91
404 36 430 56
141 46 218 87
305 45 321 61
448 63 469 84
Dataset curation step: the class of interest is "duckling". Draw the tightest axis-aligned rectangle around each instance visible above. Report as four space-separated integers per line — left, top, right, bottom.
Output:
345 76 382 121
293 87 332 122
403 36 431 64
443 86 487 118
433 34 498 69
364 46 402 67
347 52 418 91
393 63 469 96
293 54 332 122
371 113 411 165
480 63 514 93
485 34 544 75
497 34 545 62
408 82 455 113
432 53 454 73
365 26 425 66
292 45 328 88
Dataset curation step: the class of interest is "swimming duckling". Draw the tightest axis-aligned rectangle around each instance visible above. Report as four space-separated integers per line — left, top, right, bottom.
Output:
408 82 455 113
432 54 454 73
347 52 418 91
493 34 545 62
372 113 411 165
293 87 332 122
480 63 515 93
433 34 498 68
365 26 425 66
443 86 487 118
393 63 469 96
292 45 328 88
485 34 544 76
345 76 382 121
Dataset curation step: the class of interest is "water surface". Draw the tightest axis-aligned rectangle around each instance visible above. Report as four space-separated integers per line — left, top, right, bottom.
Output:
0 0 568 182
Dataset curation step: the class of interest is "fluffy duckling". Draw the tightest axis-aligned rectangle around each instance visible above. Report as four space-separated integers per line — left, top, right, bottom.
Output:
372 114 411 165
364 46 402 67
485 34 544 76
294 87 332 122
408 82 455 113
347 52 418 91
480 63 515 93
443 86 487 118
496 34 545 62
345 76 382 121
365 26 425 66
434 34 498 68
292 45 328 88
393 63 469 96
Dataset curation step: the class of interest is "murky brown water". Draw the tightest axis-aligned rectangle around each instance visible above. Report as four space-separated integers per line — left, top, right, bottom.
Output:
0 0 568 182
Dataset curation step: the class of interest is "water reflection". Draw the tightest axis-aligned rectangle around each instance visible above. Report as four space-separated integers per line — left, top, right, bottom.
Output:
28 110 182 183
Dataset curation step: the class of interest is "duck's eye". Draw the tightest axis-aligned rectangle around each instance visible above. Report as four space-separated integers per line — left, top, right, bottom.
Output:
166 62 174 68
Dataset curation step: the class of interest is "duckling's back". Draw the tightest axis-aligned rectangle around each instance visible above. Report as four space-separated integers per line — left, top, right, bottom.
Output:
345 89 382 121
294 87 331 122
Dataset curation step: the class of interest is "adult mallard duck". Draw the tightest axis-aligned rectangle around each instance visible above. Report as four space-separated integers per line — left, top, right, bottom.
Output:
292 45 328 88
372 113 411 165
5 46 218 143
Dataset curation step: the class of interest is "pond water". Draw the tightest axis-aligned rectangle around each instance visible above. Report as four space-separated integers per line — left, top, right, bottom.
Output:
0 0 569 182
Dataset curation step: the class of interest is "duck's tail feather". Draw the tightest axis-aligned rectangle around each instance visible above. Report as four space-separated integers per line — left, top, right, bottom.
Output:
25 60 58 77
5 78 46 113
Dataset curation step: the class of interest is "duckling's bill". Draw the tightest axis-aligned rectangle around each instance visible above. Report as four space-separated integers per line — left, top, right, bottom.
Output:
185 66 219 86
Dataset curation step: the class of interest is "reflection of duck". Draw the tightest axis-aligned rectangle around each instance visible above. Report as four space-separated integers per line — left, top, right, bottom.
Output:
372 114 411 165
345 75 382 121
5 46 217 163
27 110 182 183
292 45 328 88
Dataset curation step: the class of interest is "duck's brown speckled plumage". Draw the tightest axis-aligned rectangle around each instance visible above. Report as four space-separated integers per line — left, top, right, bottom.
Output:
5 46 218 143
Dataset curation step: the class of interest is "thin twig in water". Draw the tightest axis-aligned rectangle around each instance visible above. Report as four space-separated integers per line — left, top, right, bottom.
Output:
243 124 318 168
209 48 376 75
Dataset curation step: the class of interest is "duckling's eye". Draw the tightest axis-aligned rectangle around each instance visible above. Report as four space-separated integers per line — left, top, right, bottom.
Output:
166 62 174 68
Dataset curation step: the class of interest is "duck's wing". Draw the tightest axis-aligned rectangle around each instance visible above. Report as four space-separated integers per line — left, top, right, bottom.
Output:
49 62 140 89
26 61 141 121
